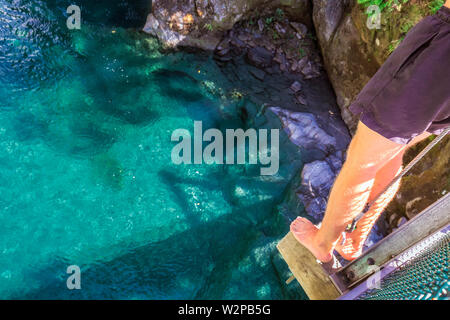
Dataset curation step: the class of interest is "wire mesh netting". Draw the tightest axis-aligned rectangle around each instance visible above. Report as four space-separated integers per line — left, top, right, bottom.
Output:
359 231 449 300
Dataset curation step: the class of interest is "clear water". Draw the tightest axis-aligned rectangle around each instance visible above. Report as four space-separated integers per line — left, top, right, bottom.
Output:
0 0 305 299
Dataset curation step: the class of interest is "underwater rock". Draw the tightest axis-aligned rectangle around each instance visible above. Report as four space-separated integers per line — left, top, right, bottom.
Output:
289 81 302 93
248 66 266 81
289 22 308 38
247 46 273 69
270 107 337 155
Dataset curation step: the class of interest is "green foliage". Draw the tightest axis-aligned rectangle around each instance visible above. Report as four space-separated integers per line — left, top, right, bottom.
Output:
204 23 214 32
265 17 274 26
272 30 280 40
388 37 403 54
298 47 306 59
429 0 444 14
275 8 284 21
400 20 414 34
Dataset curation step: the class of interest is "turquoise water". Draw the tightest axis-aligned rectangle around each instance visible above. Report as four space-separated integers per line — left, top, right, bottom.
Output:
0 0 305 299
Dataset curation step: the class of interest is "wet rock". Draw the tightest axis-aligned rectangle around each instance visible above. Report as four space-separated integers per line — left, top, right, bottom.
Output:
290 81 302 93
297 57 308 71
326 153 343 173
270 107 337 155
290 60 298 72
295 94 307 105
296 160 336 220
214 54 233 62
143 13 160 35
274 23 287 35
247 46 273 69
248 67 266 81
301 61 320 79
273 49 285 64
237 32 253 42
215 39 231 56
230 36 246 48
289 22 308 38
258 19 265 32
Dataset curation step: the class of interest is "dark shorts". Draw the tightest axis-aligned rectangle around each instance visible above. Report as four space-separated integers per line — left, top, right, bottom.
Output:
349 6 450 144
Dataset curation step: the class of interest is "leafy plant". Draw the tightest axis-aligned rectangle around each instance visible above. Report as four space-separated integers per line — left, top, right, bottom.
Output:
298 47 306 59
429 0 444 14
388 37 404 54
265 17 274 26
204 23 214 32
400 21 414 34
275 8 284 21
272 30 280 40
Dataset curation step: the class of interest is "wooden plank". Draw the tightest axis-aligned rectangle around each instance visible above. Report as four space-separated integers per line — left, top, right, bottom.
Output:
277 232 341 300
335 193 450 289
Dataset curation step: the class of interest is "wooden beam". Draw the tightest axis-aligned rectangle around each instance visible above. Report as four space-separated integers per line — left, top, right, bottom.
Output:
277 232 341 300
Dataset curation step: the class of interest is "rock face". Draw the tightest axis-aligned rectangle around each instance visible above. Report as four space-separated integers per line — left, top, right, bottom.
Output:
296 160 337 221
144 0 312 50
271 107 349 221
385 136 450 230
312 0 449 228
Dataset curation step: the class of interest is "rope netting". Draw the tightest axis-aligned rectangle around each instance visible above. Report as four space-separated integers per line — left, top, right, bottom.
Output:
359 232 449 300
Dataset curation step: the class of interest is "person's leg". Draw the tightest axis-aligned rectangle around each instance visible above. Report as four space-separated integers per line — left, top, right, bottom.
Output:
291 121 406 262
336 150 404 260
335 131 431 260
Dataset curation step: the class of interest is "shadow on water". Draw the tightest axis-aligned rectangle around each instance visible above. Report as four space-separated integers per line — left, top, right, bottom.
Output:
13 210 280 300
152 69 207 103
12 113 49 142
